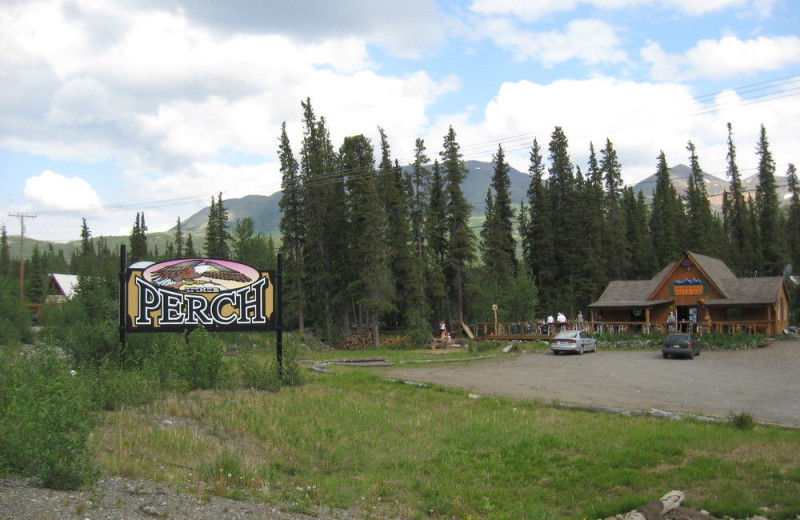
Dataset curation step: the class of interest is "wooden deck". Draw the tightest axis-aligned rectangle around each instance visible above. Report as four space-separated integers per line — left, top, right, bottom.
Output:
470 319 774 340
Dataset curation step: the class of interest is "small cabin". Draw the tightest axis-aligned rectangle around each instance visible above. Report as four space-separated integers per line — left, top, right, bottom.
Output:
46 273 79 303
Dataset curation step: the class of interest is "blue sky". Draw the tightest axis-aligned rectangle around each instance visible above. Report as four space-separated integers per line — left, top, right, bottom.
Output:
1 0 799 242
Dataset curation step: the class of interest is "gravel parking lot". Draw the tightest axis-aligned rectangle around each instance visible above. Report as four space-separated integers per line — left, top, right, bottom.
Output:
382 338 800 427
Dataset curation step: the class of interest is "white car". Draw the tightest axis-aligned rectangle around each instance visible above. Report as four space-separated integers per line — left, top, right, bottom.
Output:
550 330 597 355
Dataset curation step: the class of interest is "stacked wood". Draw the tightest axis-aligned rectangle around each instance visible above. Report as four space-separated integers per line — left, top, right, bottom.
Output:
339 333 372 350
430 337 464 349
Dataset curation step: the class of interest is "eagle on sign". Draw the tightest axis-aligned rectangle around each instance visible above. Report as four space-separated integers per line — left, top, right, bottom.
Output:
150 260 250 290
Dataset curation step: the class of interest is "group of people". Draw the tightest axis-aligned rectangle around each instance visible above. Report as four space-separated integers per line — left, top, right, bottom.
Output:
544 311 584 325
538 311 584 333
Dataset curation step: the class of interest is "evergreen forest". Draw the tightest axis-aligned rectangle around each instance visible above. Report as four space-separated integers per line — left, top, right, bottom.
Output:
2 100 799 346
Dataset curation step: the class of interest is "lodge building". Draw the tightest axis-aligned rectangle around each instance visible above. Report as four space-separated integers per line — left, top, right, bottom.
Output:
588 251 791 335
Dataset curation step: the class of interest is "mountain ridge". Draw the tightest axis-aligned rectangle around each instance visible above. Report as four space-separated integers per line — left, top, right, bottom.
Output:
8 162 789 258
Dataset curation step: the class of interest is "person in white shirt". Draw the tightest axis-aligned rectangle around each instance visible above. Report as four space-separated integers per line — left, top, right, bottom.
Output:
556 312 567 323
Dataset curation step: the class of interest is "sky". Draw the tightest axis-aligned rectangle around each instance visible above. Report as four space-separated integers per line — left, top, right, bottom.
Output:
1 0 799 243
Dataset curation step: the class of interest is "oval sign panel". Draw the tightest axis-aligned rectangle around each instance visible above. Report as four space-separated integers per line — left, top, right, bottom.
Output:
143 259 260 293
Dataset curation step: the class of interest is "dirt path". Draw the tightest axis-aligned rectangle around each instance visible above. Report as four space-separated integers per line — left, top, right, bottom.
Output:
380 338 800 427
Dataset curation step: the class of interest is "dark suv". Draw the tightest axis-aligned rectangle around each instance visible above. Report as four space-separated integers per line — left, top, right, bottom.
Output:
662 333 702 359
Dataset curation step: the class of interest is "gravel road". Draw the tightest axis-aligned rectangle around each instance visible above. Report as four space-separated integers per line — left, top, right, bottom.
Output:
381 338 800 427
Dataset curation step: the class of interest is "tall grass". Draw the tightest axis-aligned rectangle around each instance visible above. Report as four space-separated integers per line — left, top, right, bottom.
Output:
94 368 800 520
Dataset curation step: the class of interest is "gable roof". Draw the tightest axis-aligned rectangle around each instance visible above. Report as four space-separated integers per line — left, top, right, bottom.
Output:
49 273 79 299
589 279 671 308
647 251 735 300
703 276 786 306
590 251 787 309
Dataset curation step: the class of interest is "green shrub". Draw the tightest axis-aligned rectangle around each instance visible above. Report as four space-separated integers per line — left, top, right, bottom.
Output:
729 410 756 430
0 278 33 345
61 318 120 367
182 327 225 390
280 343 304 387
406 311 434 349
0 347 96 489
239 353 282 391
85 362 162 411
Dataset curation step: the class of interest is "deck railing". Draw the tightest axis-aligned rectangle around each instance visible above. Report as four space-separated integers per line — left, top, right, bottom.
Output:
469 319 772 339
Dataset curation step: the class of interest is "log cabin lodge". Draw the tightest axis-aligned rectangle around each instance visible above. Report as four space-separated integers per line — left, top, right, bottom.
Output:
588 251 790 335
473 251 790 339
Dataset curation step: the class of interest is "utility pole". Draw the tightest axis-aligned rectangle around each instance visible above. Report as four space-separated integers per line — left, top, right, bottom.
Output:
9 213 36 301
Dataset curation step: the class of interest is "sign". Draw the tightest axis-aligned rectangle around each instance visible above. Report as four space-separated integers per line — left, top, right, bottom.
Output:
122 258 276 333
671 278 706 297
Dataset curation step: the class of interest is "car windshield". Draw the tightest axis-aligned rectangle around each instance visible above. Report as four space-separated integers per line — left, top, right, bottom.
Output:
666 334 690 342
554 331 579 339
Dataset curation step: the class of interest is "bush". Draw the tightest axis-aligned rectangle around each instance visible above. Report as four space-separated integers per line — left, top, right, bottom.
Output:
729 410 756 430
407 312 435 349
0 278 33 345
182 327 226 390
280 343 304 387
0 347 96 489
85 362 162 411
60 318 120 367
239 353 282 391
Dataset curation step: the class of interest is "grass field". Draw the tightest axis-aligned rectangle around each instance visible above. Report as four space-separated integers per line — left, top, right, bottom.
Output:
93 347 800 520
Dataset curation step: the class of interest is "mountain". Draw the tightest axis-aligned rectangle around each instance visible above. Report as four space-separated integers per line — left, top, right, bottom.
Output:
178 193 283 236
9 161 792 259
177 160 533 235
631 164 791 210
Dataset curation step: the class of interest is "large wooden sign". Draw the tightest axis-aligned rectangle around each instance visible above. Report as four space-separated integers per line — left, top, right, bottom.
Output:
121 258 276 333
670 278 707 297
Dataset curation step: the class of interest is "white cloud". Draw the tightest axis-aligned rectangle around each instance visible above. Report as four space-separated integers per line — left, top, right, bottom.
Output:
643 35 800 80
24 170 102 210
140 0 446 59
436 77 800 185
470 0 756 20
480 18 627 66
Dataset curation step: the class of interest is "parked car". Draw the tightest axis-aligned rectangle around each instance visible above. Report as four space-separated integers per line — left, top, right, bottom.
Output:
550 330 597 355
662 333 702 359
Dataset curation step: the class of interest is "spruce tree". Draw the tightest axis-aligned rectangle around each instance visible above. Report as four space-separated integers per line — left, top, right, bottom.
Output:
408 138 432 261
601 138 631 280
174 217 184 257
754 125 786 275
278 120 306 331
785 164 800 270
440 126 475 324
480 144 516 285
425 160 449 321
0 224 9 278
204 193 231 259
546 127 583 313
520 138 556 310
185 234 197 257
624 187 656 279
685 141 721 256
340 134 393 344
378 129 427 326
722 123 757 275
300 99 347 341
650 151 685 268
129 212 148 262
572 142 611 310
